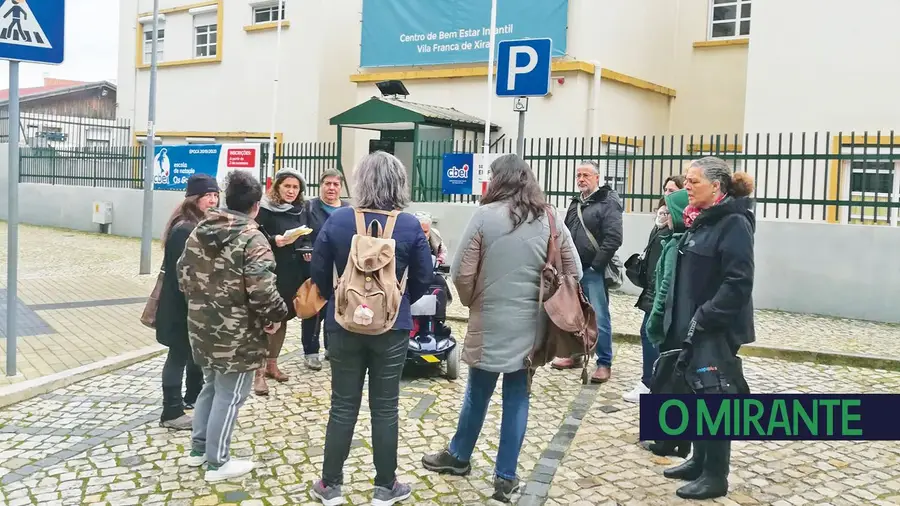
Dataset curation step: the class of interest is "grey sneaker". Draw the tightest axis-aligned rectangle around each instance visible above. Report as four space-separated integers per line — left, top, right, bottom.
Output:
421 449 471 476
159 414 192 431
372 481 412 506
324 349 330 361
492 476 520 503
310 480 344 506
306 355 323 371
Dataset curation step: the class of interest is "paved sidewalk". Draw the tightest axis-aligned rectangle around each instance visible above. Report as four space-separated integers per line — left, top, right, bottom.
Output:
446 287 900 367
0 223 166 387
0 327 897 506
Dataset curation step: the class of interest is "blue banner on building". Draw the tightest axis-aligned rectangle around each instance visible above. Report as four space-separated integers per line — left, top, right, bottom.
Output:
361 0 568 68
152 143 261 191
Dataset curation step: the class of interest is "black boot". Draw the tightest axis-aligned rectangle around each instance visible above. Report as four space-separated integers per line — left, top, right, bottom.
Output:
160 386 186 423
676 441 730 500
663 441 705 481
646 440 691 458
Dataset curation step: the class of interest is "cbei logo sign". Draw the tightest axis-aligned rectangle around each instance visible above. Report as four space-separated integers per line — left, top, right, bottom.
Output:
446 163 470 178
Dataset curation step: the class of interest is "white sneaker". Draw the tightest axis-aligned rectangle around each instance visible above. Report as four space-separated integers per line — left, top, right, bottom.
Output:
623 381 650 403
205 459 255 482
184 450 207 467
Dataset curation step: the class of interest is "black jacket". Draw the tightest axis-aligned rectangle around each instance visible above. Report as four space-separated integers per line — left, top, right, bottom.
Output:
255 204 309 320
155 221 195 354
662 196 756 354
299 197 350 250
635 225 670 313
564 185 624 272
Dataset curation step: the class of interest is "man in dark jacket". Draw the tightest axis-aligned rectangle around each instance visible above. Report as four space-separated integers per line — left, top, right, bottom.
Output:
551 160 623 384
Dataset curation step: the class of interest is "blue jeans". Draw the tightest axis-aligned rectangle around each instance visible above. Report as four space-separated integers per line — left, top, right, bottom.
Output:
581 268 613 367
639 312 659 387
448 368 530 481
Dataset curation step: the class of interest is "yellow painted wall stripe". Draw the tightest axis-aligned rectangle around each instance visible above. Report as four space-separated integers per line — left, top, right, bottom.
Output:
244 21 291 32
693 38 749 49
349 61 676 98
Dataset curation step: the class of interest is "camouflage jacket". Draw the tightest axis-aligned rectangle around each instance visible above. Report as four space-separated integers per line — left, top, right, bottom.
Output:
177 208 288 374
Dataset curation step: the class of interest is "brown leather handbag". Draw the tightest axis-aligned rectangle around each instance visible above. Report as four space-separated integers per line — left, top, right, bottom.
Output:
526 207 598 388
294 279 326 319
140 268 164 329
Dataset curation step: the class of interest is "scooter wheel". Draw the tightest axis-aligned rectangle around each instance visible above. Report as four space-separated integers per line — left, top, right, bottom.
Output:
445 344 460 380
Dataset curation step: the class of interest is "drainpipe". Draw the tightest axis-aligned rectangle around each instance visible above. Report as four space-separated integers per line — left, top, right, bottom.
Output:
587 60 603 144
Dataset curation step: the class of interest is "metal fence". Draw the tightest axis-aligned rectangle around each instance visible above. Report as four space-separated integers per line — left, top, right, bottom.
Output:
0 111 132 148
413 132 900 225
17 141 341 191
20 146 145 188
260 142 341 193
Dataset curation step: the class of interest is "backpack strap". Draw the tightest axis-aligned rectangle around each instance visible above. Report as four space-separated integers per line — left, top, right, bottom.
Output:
353 208 368 236
382 211 400 239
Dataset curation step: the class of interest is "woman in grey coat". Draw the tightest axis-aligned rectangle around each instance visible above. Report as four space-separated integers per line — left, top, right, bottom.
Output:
421 154 582 503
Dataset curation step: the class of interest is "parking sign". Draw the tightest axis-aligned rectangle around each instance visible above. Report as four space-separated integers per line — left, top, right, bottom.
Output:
495 38 552 97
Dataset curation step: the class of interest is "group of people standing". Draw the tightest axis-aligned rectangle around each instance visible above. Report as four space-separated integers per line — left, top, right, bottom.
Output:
148 148 756 504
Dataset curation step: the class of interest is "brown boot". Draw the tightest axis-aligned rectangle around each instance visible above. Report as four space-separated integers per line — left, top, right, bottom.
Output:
591 365 611 384
266 359 289 383
551 355 585 370
254 368 269 396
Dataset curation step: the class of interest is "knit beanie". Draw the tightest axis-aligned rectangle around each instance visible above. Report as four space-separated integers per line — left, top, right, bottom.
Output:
273 167 307 193
185 174 220 197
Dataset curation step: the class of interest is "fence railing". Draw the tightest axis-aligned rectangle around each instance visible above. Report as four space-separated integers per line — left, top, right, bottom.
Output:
20 146 145 188
260 142 341 192
17 141 341 190
413 132 900 225
0 112 132 148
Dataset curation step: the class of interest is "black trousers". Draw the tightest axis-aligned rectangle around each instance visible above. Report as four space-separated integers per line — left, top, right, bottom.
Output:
321 328 407 488
160 345 203 421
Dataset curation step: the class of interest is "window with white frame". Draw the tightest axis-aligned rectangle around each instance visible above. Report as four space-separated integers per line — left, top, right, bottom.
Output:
603 144 633 195
142 22 165 64
845 159 899 224
192 10 218 58
709 0 750 39
253 2 285 24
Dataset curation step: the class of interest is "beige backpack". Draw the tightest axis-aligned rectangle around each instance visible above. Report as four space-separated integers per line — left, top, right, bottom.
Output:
334 208 409 335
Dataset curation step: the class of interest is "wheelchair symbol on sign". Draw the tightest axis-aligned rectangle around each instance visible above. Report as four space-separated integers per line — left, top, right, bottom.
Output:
513 97 529 113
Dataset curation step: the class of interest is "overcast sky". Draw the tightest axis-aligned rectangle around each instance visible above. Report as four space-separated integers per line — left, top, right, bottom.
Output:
0 0 119 88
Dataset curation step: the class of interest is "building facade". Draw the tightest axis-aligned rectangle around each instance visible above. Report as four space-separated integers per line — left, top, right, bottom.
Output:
115 0 899 224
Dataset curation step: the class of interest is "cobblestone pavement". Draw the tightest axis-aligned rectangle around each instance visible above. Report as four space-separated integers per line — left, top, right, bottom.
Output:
0 223 164 386
445 286 900 362
0 320 898 506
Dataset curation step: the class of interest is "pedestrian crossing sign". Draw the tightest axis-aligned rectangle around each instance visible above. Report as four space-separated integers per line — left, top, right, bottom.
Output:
0 0 65 64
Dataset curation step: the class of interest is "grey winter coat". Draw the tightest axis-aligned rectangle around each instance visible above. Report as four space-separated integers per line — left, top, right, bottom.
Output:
451 203 583 374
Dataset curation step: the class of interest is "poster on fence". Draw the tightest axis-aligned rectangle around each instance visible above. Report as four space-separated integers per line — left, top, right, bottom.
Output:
441 153 496 195
152 143 261 191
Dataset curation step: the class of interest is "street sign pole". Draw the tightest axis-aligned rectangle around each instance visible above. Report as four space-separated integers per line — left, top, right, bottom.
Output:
140 0 160 275
483 0 498 156
514 97 528 157
266 0 285 181
6 61 19 376
0 0 66 376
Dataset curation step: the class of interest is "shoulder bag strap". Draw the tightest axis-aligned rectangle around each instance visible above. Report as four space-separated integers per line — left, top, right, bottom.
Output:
525 206 557 393
576 203 601 252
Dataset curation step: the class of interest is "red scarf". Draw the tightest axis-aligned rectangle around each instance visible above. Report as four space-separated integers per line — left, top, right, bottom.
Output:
683 194 725 228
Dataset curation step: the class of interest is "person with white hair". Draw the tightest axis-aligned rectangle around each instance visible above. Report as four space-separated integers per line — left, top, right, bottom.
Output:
308 151 433 506
413 211 448 265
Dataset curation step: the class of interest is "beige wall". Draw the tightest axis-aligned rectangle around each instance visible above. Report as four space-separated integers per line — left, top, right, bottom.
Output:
118 0 358 144
667 0 748 135
743 0 900 134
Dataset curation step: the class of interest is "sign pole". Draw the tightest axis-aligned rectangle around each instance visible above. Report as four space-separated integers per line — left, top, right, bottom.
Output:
6 60 20 376
516 107 526 157
140 0 160 275
483 0 498 155
266 0 284 180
